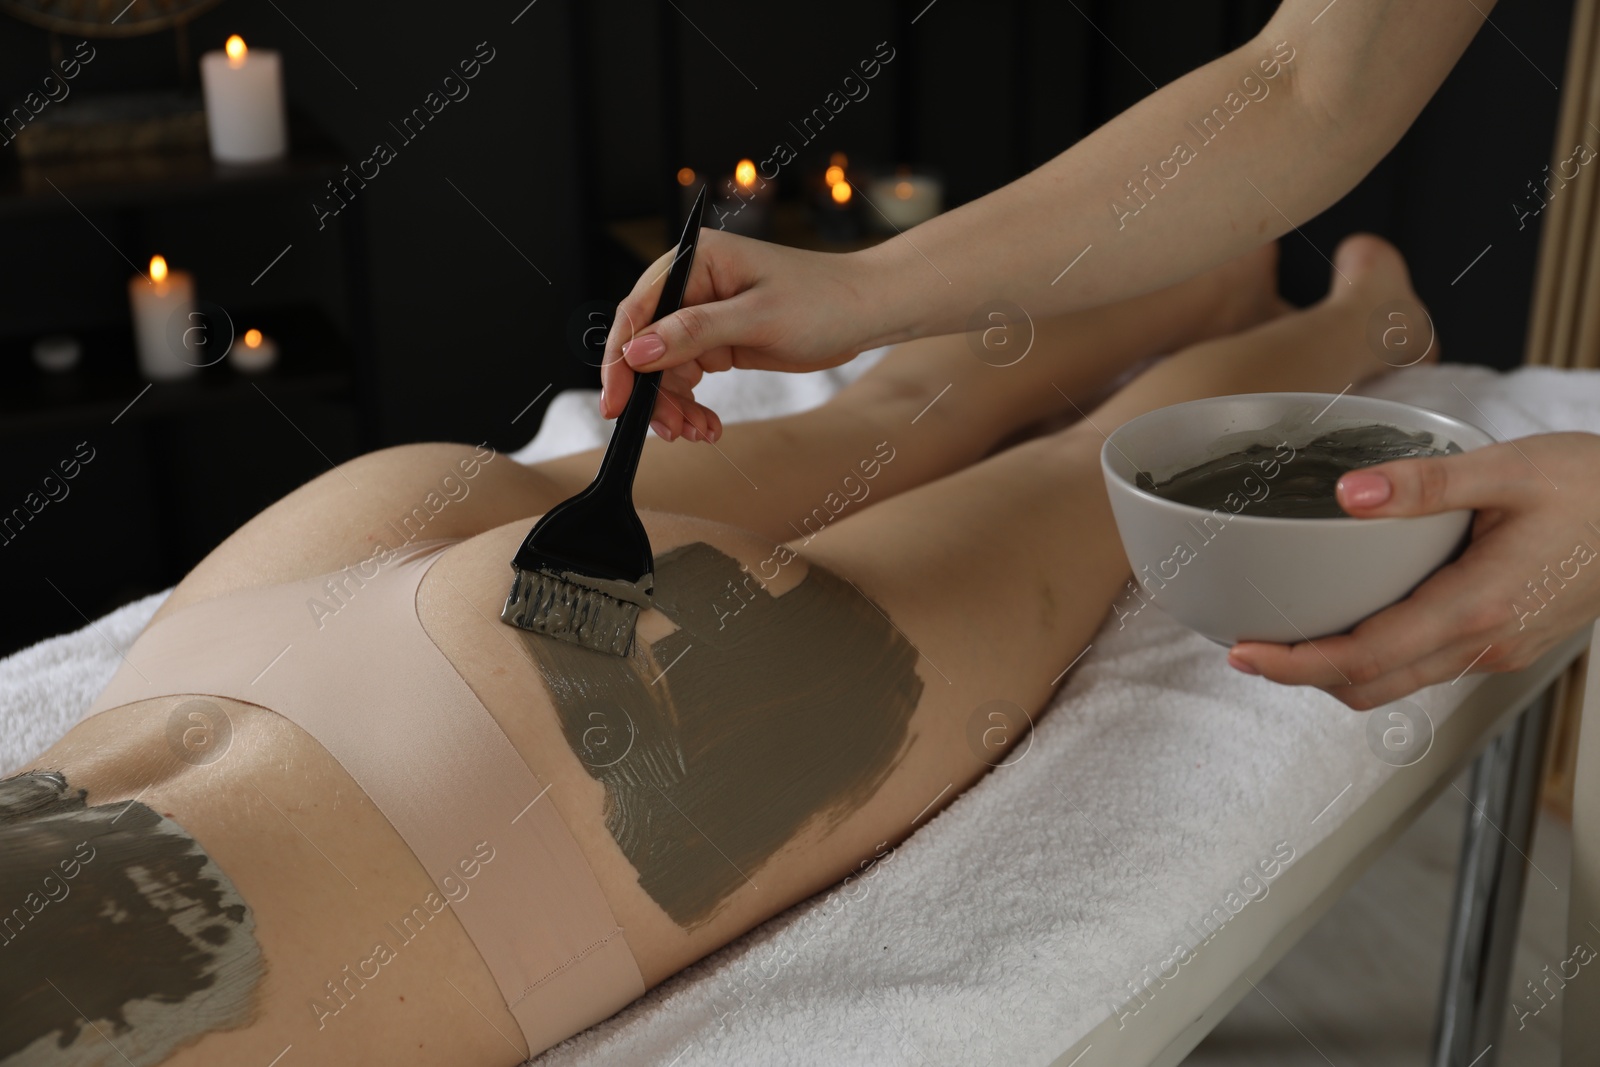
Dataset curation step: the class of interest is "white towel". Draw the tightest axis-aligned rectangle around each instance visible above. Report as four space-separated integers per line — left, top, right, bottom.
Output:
4 360 1598 1067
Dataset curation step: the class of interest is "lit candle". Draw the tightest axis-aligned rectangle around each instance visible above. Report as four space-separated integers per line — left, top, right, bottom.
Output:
200 35 287 164
865 166 944 231
824 151 849 191
128 255 199 381
713 158 773 237
677 166 702 217
230 328 278 373
815 176 860 242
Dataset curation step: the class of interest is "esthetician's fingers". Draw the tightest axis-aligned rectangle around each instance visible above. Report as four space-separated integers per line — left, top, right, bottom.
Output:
666 361 705 394
1228 551 1478 691
649 387 721 443
1329 440 1540 519
1326 626 1570 711
600 342 716 438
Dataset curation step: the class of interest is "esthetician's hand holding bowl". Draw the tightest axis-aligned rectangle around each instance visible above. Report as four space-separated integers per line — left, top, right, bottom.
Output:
1227 432 1600 710
1103 392 1490 652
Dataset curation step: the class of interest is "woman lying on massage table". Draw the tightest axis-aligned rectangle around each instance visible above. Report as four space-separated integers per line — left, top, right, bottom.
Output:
2 236 1508 1066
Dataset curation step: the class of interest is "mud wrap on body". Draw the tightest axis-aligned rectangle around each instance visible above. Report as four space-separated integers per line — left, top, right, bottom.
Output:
0 771 262 1066
520 542 925 928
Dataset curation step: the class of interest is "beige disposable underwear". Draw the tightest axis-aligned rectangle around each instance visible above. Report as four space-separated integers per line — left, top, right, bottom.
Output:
85 538 646 1054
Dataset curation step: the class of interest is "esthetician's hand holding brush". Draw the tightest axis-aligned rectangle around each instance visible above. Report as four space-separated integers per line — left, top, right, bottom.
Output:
601 0 1493 442
1227 433 1600 710
599 231 880 442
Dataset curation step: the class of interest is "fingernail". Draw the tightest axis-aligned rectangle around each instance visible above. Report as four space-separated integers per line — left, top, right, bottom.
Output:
624 334 666 368
684 424 700 442
1339 470 1392 508
1228 653 1260 676
599 385 609 416
650 419 671 440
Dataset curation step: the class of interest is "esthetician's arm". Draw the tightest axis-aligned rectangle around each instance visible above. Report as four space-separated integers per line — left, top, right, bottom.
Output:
602 0 1493 440
1228 434 1600 709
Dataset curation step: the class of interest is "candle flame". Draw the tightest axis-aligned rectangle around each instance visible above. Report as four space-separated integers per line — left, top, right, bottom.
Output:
824 164 845 188
149 255 168 283
244 329 263 349
830 151 848 168
895 180 915 199
734 159 757 188
831 180 852 205
225 35 247 66
677 167 696 186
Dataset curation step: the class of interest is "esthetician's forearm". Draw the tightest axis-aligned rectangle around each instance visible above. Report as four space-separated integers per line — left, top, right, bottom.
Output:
854 0 1493 347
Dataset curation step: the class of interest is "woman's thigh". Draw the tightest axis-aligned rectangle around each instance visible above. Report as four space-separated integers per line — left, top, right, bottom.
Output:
418 498 1102 989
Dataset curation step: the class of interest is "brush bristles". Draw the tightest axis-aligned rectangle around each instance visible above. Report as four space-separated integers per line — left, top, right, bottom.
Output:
501 567 639 657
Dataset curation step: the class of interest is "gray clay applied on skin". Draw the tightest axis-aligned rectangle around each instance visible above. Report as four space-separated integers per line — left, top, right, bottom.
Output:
1137 423 1462 519
502 567 654 656
0 770 262 1066
519 542 924 929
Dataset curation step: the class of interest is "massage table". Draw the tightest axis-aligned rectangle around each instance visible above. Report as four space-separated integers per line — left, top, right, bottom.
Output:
3 357 1596 1066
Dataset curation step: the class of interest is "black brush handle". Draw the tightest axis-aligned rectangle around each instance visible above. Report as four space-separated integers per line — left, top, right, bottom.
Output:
591 185 708 498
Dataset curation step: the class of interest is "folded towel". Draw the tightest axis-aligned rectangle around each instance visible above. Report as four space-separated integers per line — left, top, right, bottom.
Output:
6 360 1598 1067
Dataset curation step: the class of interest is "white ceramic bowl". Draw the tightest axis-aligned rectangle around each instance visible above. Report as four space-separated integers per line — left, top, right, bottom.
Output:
1100 392 1494 646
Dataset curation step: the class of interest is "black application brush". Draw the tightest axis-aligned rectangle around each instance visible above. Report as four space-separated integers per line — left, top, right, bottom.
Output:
500 185 708 655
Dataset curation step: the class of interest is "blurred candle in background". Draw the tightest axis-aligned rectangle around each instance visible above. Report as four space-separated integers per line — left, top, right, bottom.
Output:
866 166 944 232
677 166 701 217
230 328 278 373
815 174 860 242
714 157 772 237
201 35 287 164
129 255 199 381
824 151 848 191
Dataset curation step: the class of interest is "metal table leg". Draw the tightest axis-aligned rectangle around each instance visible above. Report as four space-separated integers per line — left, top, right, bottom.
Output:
1431 687 1556 1067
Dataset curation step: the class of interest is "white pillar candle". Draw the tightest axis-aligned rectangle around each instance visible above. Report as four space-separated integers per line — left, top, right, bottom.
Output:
866 170 944 232
129 255 200 381
200 35 287 164
230 328 278 373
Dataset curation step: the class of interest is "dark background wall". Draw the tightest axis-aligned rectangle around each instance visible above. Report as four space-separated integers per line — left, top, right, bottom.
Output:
0 0 1576 655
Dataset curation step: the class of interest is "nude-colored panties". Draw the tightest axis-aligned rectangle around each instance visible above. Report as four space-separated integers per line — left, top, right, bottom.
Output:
83 539 645 1054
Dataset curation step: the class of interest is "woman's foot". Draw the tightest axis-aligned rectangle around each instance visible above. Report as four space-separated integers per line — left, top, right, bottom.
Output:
1323 233 1441 371
1081 235 1433 429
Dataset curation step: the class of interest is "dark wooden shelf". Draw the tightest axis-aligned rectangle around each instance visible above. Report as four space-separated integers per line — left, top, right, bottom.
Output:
0 303 353 437
0 115 346 219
